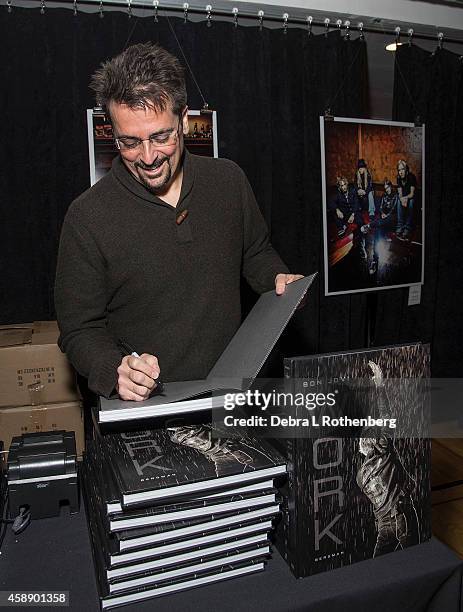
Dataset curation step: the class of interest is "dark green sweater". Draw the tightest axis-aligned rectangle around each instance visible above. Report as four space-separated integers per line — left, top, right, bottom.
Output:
54 151 288 397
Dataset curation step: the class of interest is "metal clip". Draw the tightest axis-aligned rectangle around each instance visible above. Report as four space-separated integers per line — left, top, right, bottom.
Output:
127 0 132 18
437 32 444 50
324 108 334 121
40 0 45 14
395 26 401 43
324 18 330 37
408 28 414 46
283 13 289 35
344 20 350 40
307 15 313 37
153 0 159 22
7 0 12 13
99 0 104 19
358 22 364 41
206 4 212 28
232 6 238 28
258 9 264 31
73 0 77 16
183 2 188 22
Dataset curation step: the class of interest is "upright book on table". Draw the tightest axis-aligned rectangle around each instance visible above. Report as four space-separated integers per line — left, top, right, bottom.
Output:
98 274 316 423
274 343 431 578
95 425 286 509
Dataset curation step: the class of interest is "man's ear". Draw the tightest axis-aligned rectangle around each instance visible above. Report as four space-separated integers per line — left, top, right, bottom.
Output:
182 107 190 135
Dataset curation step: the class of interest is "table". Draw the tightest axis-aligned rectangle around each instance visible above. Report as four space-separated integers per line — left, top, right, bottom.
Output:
0 503 462 612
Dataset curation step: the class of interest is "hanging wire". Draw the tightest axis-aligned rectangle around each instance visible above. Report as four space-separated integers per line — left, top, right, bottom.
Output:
166 15 208 109
232 6 238 28
283 12 289 35
99 0 104 19
127 0 132 19
153 0 158 22
393 35 420 120
325 36 364 113
307 15 313 37
258 9 264 31
73 0 77 16
183 2 188 23
205 4 212 28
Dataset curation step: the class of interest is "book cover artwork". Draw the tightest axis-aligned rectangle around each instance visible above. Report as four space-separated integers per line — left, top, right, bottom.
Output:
276 343 431 577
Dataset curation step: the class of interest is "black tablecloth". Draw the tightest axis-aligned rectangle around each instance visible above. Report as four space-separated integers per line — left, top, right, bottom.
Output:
0 503 462 612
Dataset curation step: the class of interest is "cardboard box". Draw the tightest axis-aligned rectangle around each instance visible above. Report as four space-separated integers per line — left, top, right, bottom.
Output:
0 321 80 408
0 401 85 459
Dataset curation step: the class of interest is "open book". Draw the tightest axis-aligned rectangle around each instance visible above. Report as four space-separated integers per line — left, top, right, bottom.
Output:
98 274 316 423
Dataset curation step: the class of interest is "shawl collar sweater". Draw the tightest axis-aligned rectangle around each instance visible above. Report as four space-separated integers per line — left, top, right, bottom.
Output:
55 151 288 397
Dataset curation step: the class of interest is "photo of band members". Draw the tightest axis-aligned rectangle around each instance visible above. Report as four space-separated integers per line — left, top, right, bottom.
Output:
321 118 424 296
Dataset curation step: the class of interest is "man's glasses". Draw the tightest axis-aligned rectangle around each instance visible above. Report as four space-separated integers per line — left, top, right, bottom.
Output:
115 119 181 152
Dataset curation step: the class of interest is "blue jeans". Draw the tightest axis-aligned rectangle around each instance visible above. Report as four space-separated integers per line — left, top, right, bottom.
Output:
397 197 414 232
358 192 376 218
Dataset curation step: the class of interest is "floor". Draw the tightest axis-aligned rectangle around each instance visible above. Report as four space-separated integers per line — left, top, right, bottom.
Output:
432 438 463 557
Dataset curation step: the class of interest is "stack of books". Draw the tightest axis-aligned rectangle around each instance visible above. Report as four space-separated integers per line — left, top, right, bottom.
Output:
82 424 286 609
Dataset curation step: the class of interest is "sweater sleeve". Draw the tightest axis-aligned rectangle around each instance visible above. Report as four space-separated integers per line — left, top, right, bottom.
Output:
238 167 289 293
54 209 122 398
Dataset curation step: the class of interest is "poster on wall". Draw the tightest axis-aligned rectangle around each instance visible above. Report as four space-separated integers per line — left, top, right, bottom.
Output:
320 117 425 296
87 108 218 186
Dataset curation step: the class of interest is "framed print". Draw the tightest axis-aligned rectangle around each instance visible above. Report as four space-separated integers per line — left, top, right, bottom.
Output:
321 117 424 296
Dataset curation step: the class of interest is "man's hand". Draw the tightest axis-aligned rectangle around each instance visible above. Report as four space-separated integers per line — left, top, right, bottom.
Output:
358 189 366 196
275 273 304 296
336 209 344 219
400 196 408 207
116 353 160 401
348 214 354 224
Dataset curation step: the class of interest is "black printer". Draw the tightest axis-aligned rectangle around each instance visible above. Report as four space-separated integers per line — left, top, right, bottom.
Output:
7 431 79 518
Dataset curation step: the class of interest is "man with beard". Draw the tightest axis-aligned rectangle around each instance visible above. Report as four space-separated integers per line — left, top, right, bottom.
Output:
54 43 300 401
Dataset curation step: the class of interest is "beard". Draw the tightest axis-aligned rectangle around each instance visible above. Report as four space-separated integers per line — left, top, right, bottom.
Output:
134 156 172 194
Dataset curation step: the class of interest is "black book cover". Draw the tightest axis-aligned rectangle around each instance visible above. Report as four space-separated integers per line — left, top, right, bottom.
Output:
83 450 279 555
84 475 266 610
274 343 431 577
82 463 273 571
98 424 286 507
83 447 278 533
98 275 316 424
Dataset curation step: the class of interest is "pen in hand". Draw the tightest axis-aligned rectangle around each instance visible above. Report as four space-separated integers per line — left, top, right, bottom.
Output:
117 339 164 394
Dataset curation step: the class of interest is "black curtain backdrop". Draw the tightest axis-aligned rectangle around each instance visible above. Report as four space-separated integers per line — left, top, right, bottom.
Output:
373 44 463 376
0 7 369 364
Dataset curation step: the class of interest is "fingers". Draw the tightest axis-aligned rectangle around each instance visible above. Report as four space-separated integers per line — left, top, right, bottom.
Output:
275 273 304 295
117 354 160 401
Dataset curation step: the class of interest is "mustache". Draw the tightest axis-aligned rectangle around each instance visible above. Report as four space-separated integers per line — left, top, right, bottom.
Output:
135 157 168 171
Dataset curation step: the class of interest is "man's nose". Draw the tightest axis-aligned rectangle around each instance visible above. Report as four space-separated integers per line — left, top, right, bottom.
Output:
139 140 159 165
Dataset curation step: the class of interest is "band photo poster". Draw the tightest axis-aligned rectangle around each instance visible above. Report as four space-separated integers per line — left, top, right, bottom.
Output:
320 117 425 296
87 108 218 186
